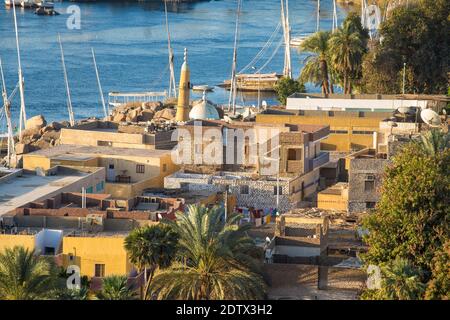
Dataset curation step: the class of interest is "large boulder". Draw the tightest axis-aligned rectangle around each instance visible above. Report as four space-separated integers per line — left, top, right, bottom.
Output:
126 109 140 122
20 127 41 142
15 143 30 155
139 110 155 122
25 115 47 130
153 108 176 122
113 113 126 122
42 130 61 142
142 101 163 113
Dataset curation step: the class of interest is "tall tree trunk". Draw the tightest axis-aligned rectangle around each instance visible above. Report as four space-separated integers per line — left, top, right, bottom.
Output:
320 59 330 94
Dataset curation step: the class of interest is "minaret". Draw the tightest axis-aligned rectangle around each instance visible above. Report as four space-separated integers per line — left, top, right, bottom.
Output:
176 48 190 122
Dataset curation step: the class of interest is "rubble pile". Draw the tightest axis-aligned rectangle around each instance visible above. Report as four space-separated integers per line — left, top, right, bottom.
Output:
1 115 69 167
109 101 179 123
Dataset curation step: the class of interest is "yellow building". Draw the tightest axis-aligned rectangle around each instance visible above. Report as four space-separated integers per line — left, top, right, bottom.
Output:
317 182 349 211
0 234 35 252
62 236 132 278
22 145 179 199
256 109 392 152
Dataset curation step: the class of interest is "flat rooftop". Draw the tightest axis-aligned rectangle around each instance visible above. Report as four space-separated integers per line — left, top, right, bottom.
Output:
0 170 89 216
26 144 171 159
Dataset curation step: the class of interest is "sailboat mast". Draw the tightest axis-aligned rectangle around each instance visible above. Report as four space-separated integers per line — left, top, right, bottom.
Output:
58 34 75 126
0 58 16 167
165 1 177 98
12 4 26 135
316 0 320 32
281 0 292 79
91 48 108 119
332 0 338 32
228 0 242 115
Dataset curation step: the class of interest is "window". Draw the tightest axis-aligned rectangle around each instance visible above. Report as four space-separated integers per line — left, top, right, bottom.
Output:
328 111 335 117
162 164 167 172
108 164 114 170
44 247 55 255
287 148 301 160
298 110 305 116
364 180 375 191
96 181 104 192
240 185 249 194
274 186 283 195
366 202 376 209
136 164 145 174
95 264 105 278
358 111 365 118
330 130 348 134
86 186 93 194
98 140 112 147
353 130 374 135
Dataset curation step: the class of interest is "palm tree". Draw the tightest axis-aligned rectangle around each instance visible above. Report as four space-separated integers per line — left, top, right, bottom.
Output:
416 129 449 156
328 21 366 94
96 275 137 300
380 257 426 300
299 31 333 94
0 246 59 300
124 224 178 299
150 205 266 300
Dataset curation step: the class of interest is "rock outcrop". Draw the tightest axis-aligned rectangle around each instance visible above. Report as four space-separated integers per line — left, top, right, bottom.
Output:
16 116 68 154
109 101 177 123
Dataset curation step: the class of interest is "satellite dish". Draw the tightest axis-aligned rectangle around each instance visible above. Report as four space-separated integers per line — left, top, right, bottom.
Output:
223 115 232 123
420 109 442 127
261 100 268 109
265 236 271 243
157 213 163 220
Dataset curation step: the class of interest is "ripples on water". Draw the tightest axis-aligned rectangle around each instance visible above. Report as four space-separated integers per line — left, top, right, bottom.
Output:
0 0 347 124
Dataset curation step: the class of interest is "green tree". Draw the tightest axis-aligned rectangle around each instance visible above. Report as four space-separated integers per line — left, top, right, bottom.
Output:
328 17 367 94
361 0 449 94
96 275 137 300
274 77 305 105
150 205 266 300
299 31 333 94
424 242 450 299
0 246 59 300
124 224 178 299
361 135 449 299
362 257 426 300
416 129 450 156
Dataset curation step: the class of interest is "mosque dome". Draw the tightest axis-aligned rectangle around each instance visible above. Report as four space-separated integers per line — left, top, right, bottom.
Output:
189 92 220 120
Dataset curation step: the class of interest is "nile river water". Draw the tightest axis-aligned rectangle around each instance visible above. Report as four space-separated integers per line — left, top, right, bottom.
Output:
0 0 348 125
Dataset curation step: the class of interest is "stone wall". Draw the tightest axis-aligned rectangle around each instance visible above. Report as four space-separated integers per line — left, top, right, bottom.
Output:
348 158 387 213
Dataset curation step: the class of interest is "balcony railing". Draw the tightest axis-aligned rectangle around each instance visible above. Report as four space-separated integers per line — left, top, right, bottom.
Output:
310 152 329 170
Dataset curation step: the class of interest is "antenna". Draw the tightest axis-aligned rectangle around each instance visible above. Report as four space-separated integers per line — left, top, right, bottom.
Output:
58 34 75 126
420 109 442 127
165 0 177 98
91 48 109 119
12 4 26 135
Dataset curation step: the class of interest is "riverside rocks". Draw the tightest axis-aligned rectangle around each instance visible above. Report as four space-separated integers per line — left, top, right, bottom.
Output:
109 101 177 123
15 115 67 155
